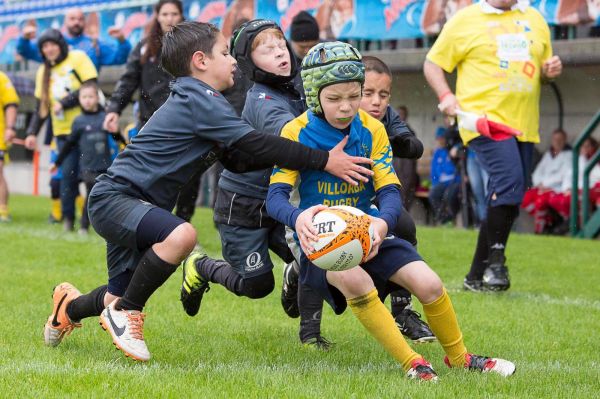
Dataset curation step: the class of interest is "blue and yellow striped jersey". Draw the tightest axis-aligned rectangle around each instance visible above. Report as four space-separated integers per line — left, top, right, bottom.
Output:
270 109 399 215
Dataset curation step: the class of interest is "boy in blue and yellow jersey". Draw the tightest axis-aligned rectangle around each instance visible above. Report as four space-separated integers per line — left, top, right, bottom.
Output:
267 42 516 381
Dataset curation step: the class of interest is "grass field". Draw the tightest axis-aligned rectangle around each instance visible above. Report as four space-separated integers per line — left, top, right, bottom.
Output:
1 194 599 398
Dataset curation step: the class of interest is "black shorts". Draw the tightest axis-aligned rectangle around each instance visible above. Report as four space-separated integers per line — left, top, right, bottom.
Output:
88 181 184 296
217 222 294 278
300 236 422 314
213 188 275 228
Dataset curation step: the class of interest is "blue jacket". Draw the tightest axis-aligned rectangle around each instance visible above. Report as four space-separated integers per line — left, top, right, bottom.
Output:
430 148 460 186
17 34 131 71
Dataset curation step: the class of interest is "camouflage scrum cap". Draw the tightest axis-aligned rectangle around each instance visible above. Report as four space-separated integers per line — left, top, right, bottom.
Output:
301 41 365 115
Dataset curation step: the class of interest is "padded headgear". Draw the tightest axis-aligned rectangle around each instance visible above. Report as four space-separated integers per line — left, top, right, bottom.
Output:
37 28 69 65
230 19 297 85
300 41 364 115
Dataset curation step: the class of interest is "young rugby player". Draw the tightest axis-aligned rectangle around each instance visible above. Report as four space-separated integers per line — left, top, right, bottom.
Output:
266 41 516 380
180 19 332 349
50 81 125 234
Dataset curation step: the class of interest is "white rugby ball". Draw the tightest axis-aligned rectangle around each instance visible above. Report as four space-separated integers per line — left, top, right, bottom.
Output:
306 205 374 271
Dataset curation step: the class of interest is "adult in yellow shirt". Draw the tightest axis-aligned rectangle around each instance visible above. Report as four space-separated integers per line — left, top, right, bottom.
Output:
25 28 98 231
424 0 562 292
0 72 20 222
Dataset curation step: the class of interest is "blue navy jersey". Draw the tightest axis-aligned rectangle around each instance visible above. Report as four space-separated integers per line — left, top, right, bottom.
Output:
218 79 306 199
98 76 254 210
382 106 413 139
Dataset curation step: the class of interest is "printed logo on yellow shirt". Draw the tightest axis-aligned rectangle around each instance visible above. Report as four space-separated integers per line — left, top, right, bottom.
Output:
496 33 530 61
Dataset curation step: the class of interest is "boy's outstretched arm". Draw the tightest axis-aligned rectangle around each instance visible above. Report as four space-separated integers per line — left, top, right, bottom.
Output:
223 133 373 185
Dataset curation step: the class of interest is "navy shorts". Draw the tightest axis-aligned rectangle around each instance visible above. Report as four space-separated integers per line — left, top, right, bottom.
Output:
300 236 423 314
0 149 5 162
218 222 295 278
88 181 185 296
468 136 525 207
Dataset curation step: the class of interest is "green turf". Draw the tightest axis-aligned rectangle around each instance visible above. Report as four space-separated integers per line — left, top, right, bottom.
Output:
1 194 599 398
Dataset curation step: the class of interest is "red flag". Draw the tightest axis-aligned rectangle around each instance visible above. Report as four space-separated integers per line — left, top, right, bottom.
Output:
457 110 522 141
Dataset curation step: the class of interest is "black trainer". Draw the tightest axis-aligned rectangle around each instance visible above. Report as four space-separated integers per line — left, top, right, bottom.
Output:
180 251 211 316
483 250 510 291
302 335 335 351
395 308 436 343
463 277 487 292
281 262 299 318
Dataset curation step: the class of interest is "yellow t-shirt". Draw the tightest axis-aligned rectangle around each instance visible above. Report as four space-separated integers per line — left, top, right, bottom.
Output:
35 50 98 136
0 71 20 151
426 4 552 144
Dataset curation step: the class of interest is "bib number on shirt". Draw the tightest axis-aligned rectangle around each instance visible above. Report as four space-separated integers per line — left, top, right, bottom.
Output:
496 33 530 62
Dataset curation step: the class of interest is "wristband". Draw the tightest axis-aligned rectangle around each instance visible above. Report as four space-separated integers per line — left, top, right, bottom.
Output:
438 91 453 102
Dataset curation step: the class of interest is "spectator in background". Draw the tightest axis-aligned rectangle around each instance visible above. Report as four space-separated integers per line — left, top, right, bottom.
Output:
17 8 131 72
548 137 600 232
394 105 419 210
24 29 98 231
289 11 320 62
50 82 125 234
0 71 20 222
521 129 572 234
104 0 200 222
429 128 461 224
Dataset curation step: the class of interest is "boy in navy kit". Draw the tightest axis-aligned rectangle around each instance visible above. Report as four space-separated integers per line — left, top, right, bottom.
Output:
50 81 125 234
180 20 302 310
42 21 373 362
179 19 331 349
267 41 516 380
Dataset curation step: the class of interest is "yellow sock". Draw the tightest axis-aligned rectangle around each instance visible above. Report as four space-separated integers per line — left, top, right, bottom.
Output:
0 205 8 217
422 287 467 367
348 289 421 371
75 195 85 217
51 199 62 221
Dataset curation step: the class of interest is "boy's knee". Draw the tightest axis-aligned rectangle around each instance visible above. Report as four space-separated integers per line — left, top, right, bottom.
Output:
418 277 444 304
239 273 275 299
328 267 374 298
168 222 197 254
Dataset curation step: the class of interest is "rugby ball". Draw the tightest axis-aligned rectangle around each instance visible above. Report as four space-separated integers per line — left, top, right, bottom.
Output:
306 206 374 271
